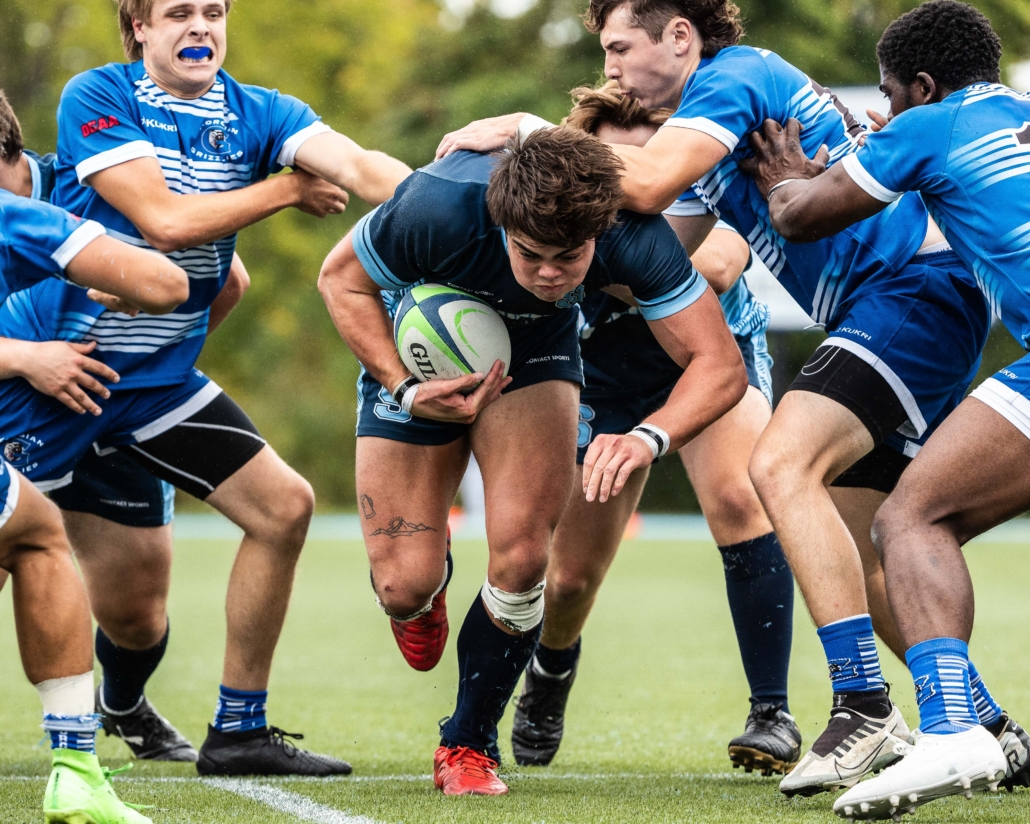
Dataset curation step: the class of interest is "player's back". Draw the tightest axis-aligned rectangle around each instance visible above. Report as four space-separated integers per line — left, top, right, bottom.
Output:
677 46 929 325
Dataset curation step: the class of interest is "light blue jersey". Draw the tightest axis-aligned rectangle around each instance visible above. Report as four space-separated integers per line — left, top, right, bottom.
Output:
41 60 327 389
665 46 931 326
843 83 1030 348
0 189 105 297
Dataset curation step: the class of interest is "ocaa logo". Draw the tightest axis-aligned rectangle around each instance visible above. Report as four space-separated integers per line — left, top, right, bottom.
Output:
2 437 32 470
199 123 232 155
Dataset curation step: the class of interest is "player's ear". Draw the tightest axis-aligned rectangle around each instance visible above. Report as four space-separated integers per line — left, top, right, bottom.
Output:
914 72 937 105
133 16 146 45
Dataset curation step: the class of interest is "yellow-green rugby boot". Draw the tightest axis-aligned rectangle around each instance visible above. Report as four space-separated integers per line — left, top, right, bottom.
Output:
44 748 152 824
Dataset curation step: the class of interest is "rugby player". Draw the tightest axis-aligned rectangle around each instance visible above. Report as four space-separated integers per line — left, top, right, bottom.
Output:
739 2 1030 816
317 128 747 794
0 0 410 776
0 187 188 822
0 89 249 761
509 82 800 775
434 0 1002 798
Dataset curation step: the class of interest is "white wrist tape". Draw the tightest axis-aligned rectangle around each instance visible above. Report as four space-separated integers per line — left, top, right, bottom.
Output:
518 114 555 143
629 423 671 460
481 579 545 632
400 382 420 414
767 178 801 196
628 429 660 460
35 672 94 717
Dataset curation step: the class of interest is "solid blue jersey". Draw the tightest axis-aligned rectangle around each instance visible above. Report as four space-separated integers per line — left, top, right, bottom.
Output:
664 45 930 326
24 150 57 203
843 83 1030 348
45 60 327 389
353 150 708 323
0 190 105 299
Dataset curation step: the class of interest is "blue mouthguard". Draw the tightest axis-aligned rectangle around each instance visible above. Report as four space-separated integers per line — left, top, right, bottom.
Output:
180 47 212 59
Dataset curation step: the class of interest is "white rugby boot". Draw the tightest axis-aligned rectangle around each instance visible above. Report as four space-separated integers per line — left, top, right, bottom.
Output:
989 713 1030 791
780 697 910 797
833 725 1007 820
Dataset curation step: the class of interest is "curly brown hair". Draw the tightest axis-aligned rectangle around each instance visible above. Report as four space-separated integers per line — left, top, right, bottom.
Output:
563 80 672 135
486 129 624 248
0 90 24 164
116 0 234 61
585 0 743 56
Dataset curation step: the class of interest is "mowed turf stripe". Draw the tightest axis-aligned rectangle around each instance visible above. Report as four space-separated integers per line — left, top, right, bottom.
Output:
205 778 380 823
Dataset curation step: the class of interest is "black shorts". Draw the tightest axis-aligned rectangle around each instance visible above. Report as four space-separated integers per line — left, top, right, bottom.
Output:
121 390 266 500
790 347 913 494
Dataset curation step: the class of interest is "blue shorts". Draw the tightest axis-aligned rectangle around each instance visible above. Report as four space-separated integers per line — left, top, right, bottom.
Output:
0 369 217 491
970 352 1030 442
821 249 990 456
576 329 774 464
0 460 20 532
356 311 583 446
49 448 175 528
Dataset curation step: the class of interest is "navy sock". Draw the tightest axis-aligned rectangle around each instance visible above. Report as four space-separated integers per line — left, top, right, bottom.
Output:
440 595 541 761
96 622 169 713
533 637 581 678
718 533 793 711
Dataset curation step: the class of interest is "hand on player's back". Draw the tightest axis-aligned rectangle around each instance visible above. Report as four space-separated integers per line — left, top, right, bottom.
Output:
583 433 656 504
411 360 511 424
435 113 525 159
289 169 349 217
738 118 830 199
17 339 119 416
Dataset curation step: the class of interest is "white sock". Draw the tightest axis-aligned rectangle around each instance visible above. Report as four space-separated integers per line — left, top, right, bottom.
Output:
36 672 94 716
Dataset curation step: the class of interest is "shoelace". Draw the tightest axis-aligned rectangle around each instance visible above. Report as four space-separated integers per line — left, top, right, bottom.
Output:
443 746 499 780
747 702 786 733
264 727 305 757
101 763 155 811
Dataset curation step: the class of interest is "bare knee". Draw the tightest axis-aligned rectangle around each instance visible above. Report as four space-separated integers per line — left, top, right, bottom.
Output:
98 606 167 650
249 470 315 549
489 536 549 593
546 568 600 608
704 479 766 531
749 440 806 507
372 571 440 618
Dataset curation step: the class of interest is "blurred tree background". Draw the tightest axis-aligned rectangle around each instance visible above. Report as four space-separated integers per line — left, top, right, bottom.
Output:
0 0 1028 511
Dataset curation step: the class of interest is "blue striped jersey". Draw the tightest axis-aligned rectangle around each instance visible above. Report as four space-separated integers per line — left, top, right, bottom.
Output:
35 60 326 389
843 83 1030 349
353 150 708 324
0 189 106 298
664 46 930 326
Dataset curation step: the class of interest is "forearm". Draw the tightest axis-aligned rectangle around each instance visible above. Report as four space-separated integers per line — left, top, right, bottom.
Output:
0 337 33 381
341 151 412 207
768 181 863 242
610 144 686 214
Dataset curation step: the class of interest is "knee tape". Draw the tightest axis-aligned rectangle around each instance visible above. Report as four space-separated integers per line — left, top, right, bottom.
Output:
480 579 545 632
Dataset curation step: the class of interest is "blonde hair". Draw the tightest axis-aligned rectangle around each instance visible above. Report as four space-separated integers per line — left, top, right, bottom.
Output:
563 80 672 136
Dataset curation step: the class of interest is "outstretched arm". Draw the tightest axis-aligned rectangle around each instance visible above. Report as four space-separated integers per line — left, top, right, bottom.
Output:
318 234 509 424
582 287 746 502
739 119 886 242
294 132 412 207
65 234 188 315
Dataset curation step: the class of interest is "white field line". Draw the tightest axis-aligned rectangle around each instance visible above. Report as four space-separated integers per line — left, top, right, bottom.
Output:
205 777 379 824
0 770 745 783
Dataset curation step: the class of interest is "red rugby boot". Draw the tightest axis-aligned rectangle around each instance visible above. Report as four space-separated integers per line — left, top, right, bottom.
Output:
433 746 508 796
389 528 451 671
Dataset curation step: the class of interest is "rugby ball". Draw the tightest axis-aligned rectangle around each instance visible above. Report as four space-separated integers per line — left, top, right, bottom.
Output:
394 284 511 384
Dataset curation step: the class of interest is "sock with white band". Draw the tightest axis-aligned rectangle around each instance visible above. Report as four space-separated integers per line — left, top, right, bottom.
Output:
37 672 98 753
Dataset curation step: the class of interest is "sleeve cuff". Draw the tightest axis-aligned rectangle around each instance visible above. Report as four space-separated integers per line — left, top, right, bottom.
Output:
662 116 739 152
276 121 333 168
51 220 107 271
352 208 409 290
662 197 712 217
637 275 710 320
518 114 556 142
75 140 158 183
841 153 901 203
712 219 737 233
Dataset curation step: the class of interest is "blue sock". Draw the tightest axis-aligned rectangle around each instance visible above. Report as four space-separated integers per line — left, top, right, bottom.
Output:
719 532 794 711
817 614 885 693
96 622 169 712
212 686 267 733
906 638 978 734
44 714 98 753
533 636 581 678
440 595 541 762
968 659 1003 727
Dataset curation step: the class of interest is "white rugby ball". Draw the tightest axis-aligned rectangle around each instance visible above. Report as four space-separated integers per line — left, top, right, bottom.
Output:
393 284 511 383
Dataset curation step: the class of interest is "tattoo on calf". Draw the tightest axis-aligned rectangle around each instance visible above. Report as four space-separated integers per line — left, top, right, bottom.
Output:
360 494 376 519
371 517 437 539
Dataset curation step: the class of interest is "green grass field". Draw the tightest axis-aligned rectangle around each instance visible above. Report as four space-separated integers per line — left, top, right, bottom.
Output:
2 531 1029 823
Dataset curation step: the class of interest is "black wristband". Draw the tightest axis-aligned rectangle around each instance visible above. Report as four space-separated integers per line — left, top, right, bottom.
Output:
392 375 420 405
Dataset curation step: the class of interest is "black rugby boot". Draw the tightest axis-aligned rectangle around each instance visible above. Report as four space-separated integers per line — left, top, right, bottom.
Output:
96 686 198 762
511 660 578 766
988 713 1030 791
196 725 352 776
728 701 802 776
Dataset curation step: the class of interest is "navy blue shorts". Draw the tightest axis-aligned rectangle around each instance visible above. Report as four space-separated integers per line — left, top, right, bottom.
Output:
575 328 774 464
356 311 583 445
49 448 174 528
